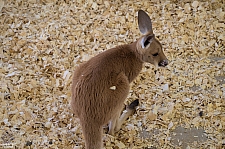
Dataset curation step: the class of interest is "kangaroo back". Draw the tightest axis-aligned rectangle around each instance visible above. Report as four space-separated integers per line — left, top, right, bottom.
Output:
70 10 168 149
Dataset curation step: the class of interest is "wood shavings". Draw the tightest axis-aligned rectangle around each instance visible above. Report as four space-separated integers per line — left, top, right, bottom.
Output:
192 1 199 8
147 111 157 121
115 140 126 148
161 83 169 92
44 122 52 129
168 122 174 130
0 0 224 148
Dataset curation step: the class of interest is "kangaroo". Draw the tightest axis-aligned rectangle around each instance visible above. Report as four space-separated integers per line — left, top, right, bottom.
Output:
71 10 168 149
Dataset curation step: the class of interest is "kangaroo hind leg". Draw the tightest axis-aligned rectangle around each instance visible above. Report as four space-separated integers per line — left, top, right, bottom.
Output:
108 99 139 135
115 99 139 132
108 108 122 135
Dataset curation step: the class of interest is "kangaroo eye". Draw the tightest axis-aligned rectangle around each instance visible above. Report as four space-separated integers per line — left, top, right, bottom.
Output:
152 53 158 56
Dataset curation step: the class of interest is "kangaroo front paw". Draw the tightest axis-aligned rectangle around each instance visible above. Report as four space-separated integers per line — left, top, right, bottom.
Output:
127 99 139 110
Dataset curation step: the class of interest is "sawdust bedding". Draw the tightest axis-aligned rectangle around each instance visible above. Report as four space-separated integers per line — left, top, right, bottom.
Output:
0 0 224 148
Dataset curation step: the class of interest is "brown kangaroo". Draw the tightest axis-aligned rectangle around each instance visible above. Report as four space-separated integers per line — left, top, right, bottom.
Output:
71 10 168 149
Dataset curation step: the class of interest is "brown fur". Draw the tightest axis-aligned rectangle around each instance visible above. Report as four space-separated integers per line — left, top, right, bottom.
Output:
70 10 168 149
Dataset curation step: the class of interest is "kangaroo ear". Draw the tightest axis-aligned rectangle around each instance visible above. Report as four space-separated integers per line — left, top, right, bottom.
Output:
141 34 155 48
138 10 153 35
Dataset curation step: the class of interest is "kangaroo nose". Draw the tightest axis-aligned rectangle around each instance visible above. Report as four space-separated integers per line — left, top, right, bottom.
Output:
159 59 168 67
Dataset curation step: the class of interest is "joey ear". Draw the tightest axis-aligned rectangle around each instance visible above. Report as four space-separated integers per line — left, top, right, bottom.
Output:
141 34 155 48
138 10 153 35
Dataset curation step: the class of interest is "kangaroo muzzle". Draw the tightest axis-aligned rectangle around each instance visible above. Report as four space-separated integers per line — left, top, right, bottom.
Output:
159 59 168 67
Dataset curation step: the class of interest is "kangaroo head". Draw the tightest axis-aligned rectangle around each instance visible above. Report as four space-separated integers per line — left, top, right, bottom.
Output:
136 10 168 68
